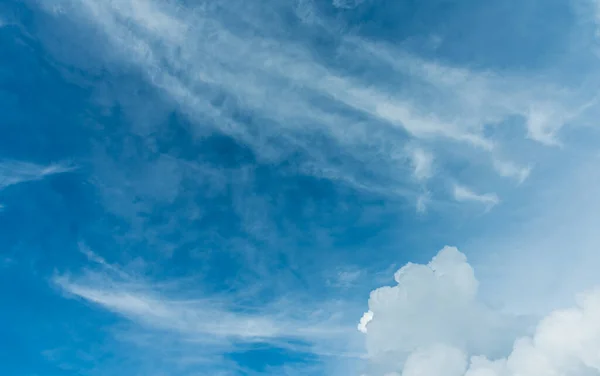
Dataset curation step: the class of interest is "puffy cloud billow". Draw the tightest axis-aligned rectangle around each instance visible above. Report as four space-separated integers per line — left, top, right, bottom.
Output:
360 246 600 376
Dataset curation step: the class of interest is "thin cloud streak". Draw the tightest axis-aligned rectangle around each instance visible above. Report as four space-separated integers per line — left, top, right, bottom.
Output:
53 248 362 363
55 276 349 341
453 184 500 208
0 160 75 190
37 0 600 208
350 38 594 147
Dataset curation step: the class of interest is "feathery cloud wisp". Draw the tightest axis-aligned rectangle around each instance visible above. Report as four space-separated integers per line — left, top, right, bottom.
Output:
53 247 361 365
453 184 500 208
36 0 600 209
492 159 532 184
408 147 434 182
0 160 75 190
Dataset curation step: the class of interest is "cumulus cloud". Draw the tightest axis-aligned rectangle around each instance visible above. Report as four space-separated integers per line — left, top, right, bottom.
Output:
0 160 75 190
453 184 499 208
402 344 467 376
358 310 373 334
359 246 600 376
360 247 523 372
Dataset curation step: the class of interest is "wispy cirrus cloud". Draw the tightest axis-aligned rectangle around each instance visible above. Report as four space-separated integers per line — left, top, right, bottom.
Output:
54 245 363 370
35 0 600 210
492 159 532 185
327 268 363 289
55 274 350 343
408 147 434 182
332 0 366 10
453 184 500 208
350 38 597 146
0 160 75 190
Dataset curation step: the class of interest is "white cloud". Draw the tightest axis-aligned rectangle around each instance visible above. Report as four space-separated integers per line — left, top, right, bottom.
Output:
402 344 467 376
416 192 430 214
56 279 273 338
525 104 564 146
0 160 75 190
361 246 523 374
351 39 594 148
329 268 363 289
35 0 599 208
55 274 346 342
332 0 365 9
28 3 600 372
359 246 600 376
358 310 373 334
408 147 434 182
453 184 499 208
468 152 600 316
465 288 600 376
53 254 362 365
78 242 132 279
492 159 531 184
6 0 600 374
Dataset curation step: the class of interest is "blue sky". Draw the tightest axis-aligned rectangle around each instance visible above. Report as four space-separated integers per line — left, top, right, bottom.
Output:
2 0 600 375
